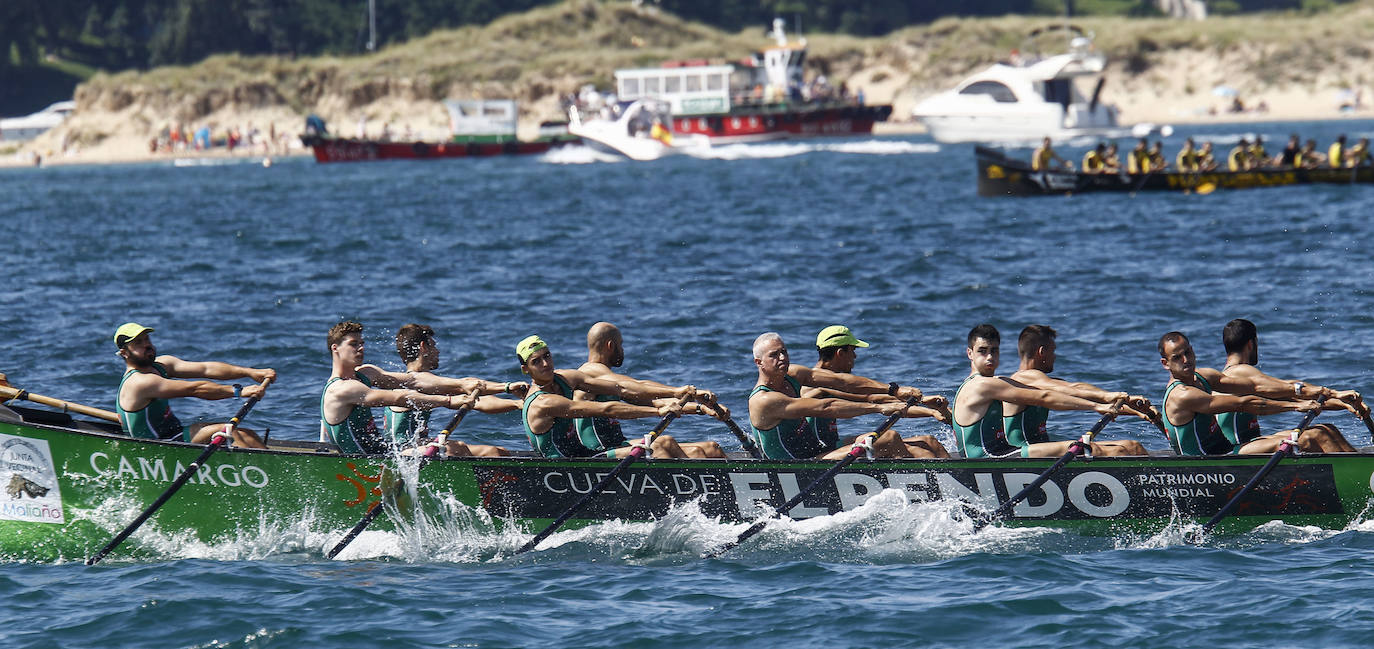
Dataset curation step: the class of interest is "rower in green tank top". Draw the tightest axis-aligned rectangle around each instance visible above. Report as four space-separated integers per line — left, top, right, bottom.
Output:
573 322 726 459
799 325 950 458
1003 325 1150 456
954 324 1122 459
112 322 271 448
321 321 484 456
516 334 717 459
1156 330 1336 456
1214 319 1360 452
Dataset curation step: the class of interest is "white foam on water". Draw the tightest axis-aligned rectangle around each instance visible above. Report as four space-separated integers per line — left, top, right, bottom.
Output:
686 139 938 161
539 145 624 164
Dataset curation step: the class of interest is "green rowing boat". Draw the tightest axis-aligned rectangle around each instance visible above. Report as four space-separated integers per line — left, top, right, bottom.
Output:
3 403 1372 561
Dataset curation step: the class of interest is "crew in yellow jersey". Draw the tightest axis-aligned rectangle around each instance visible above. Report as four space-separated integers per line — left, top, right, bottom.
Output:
1081 143 1107 174
1126 138 1151 173
1329 135 1347 168
1350 138 1372 167
1031 136 1071 171
1296 139 1325 168
1149 141 1168 171
1175 138 1199 172
1197 142 1218 171
1248 136 1269 168
1227 137 1251 171
1102 143 1122 172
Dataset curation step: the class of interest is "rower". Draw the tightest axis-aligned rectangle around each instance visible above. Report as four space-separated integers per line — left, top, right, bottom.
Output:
953 324 1120 459
1175 138 1199 172
575 322 726 458
748 332 930 460
1031 136 1071 172
1102 143 1122 173
1215 319 1361 451
113 323 270 448
1349 137 1372 167
1227 137 1251 171
1248 135 1269 168
1296 139 1325 168
518 335 715 459
1330 134 1347 168
1081 143 1107 174
1196 142 1218 171
1127 138 1151 174
1004 325 1149 456
1277 134 1301 168
371 323 520 455
1157 331 1342 455
798 325 950 458
321 321 486 456
1148 140 1168 171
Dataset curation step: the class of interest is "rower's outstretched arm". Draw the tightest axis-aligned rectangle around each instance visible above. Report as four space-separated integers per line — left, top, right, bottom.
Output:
159 355 275 383
1172 387 1318 417
531 392 667 420
564 369 688 403
985 377 1116 414
792 365 922 401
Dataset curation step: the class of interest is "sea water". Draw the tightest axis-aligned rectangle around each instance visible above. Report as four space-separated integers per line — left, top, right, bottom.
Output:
2 120 1374 648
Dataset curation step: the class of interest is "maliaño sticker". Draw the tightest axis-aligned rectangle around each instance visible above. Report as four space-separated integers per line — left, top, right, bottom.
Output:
0 434 65 524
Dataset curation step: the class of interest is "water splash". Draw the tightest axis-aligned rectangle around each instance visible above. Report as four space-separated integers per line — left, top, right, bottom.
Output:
539 145 625 164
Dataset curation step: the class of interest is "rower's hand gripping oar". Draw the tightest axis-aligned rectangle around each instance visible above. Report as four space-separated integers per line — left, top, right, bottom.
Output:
971 405 1120 532
514 395 689 555
87 377 272 565
326 389 479 560
1188 396 1327 542
704 397 916 559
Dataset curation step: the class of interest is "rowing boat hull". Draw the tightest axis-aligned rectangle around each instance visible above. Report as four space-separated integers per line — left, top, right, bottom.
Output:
4 408 1373 561
975 145 1374 196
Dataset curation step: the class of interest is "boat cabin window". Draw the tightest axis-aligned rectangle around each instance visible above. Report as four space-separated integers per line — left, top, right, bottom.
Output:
1042 79 1072 109
623 78 641 96
645 77 660 94
958 81 1017 103
686 75 702 92
706 73 725 91
665 76 681 93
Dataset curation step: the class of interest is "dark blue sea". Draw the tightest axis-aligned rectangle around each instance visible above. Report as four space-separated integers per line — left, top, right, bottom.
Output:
3 119 1374 648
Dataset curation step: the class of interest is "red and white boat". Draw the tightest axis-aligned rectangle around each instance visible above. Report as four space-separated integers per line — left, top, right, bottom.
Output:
300 99 576 163
611 20 891 144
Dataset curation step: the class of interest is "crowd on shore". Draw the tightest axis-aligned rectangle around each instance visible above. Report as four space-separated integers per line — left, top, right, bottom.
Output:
1033 134 1373 175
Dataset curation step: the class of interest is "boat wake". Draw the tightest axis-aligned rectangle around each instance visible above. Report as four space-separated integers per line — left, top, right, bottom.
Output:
539 145 625 164
686 139 938 161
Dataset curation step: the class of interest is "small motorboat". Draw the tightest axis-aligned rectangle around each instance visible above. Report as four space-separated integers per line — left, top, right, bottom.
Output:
567 98 709 161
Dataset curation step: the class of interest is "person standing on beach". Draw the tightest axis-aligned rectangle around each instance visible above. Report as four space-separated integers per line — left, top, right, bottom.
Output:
113 323 271 448
574 322 726 458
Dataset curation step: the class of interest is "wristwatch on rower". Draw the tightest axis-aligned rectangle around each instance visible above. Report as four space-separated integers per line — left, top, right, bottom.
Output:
888 382 900 396
232 384 242 398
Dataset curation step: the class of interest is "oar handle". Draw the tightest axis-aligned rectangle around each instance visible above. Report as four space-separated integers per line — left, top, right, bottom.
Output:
711 404 764 459
515 396 689 555
423 389 481 458
1 386 120 423
86 379 272 565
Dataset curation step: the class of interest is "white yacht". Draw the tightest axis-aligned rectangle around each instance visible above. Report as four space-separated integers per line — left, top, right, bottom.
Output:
911 27 1162 144
0 100 75 142
567 98 709 161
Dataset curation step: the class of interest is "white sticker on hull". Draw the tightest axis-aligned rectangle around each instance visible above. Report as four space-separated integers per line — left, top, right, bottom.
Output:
0 433 65 524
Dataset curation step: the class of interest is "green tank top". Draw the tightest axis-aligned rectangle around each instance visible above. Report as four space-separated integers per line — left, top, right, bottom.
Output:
749 376 825 459
574 393 627 451
116 363 187 441
1162 374 1235 456
321 374 386 454
523 375 599 458
1003 404 1050 447
383 405 430 446
1215 367 1262 446
952 375 1020 458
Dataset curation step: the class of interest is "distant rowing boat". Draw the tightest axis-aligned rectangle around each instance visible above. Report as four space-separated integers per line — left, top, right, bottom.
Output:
976 145 1374 196
5 402 1374 561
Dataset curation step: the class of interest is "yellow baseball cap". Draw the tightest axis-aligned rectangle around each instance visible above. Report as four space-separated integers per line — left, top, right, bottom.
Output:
516 335 549 362
816 325 869 350
113 322 154 348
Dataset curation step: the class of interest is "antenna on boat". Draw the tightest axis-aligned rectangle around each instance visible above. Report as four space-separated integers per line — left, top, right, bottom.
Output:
366 0 376 51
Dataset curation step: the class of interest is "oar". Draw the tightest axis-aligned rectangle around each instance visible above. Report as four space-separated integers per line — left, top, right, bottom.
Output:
1188 397 1326 542
710 404 763 459
326 391 479 560
1 385 120 423
703 397 915 559
86 378 271 565
971 409 1118 532
514 395 689 555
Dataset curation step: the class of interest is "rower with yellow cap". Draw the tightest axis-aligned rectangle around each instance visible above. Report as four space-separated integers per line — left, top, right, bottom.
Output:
113 322 273 448
517 335 720 459
799 325 952 459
